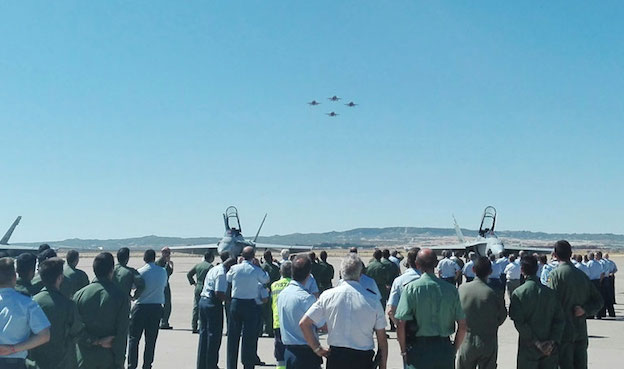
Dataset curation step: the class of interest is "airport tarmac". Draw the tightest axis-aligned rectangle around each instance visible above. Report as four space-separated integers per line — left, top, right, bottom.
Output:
73 252 624 369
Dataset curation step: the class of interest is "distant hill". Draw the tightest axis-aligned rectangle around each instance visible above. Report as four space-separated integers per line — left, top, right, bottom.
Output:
15 226 624 250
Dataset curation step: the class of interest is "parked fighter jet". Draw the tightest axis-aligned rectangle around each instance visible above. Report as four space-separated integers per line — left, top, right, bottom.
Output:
326 112 339 117
328 96 341 102
169 206 312 257
425 206 551 257
345 101 358 107
308 100 321 106
0 216 39 256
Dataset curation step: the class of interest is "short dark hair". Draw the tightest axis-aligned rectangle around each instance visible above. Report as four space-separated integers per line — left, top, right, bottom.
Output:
554 240 572 261
320 250 328 261
219 252 230 262
93 252 115 279
16 253 37 277
473 257 492 279
38 244 51 253
0 257 16 285
38 249 57 264
406 247 420 268
144 249 156 263
373 249 382 260
308 252 316 262
263 250 272 261
117 247 130 264
39 257 65 287
520 255 538 276
66 250 79 266
292 255 312 283
382 249 390 259
539 254 548 264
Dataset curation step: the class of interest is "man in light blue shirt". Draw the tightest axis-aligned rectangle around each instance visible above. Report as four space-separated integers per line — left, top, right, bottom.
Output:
128 249 168 369
277 255 321 369
0 257 51 369
386 247 420 327
197 255 235 369
463 252 476 282
437 251 461 284
226 247 269 369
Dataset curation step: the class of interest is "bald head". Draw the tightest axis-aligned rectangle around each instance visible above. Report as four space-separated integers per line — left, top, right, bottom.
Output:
241 247 255 260
416 248 438 272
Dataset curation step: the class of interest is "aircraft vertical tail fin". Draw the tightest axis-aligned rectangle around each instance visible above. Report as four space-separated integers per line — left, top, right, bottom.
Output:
1 216 22 245
453 215 466 244
253 214 267 243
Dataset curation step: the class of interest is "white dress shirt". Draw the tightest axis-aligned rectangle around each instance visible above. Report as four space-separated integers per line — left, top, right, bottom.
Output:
305 280 386 351
339 274 382 301
438 258 460 278
136 262 169 305
201 264 228 297
504 262 521 280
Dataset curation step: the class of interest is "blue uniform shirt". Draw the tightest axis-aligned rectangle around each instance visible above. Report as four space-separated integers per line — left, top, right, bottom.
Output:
277 280 318 345
227 261 269 299
0 288 51 359
586 260 603 280
438 258 460 278
136 262 168 305
387 268 421 308
463 261 475 278
489 260 504 280
201 264 228 297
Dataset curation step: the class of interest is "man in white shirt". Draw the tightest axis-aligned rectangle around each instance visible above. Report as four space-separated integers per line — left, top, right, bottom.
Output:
504 254 522 299
437 251 461 285
463 252 476 283
300 254 388 369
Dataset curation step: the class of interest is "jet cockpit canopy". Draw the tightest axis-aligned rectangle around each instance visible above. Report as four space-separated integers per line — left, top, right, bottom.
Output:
478 206 497 237
224 206 241 234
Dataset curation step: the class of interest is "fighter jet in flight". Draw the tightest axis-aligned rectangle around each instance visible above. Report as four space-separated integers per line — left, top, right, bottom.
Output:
345 101 358 107
308 100 321 106
328 96 341 102
424 206 551 257
0 216 40 256
169 206 312 258
326 112 339 117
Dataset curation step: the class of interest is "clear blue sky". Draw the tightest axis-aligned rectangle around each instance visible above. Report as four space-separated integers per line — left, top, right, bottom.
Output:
1 1 623 242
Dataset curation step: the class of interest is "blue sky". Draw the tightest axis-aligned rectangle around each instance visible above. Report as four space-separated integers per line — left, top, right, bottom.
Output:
1 1 623 242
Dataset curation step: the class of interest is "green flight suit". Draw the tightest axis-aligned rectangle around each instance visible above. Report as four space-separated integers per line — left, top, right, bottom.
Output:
457 278 507 369
366 259 391 304
73 278 130 369
509 275 565 369
317 260 334 292
27 287 90 369
186 260 213 331
32 274 74 298
548 261 604 369
261 261 281 336
395 273 465 369
64 266 90 298
112 263 145 301
16 277 39 296
156 257 173 328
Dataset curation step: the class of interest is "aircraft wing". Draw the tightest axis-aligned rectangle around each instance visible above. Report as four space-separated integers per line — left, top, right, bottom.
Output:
0 244 40 257
504 245 552 254
169 244 217 254
254 243 313 254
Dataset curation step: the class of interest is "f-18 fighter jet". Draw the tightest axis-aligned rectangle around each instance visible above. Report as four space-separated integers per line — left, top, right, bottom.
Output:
345 101 358 107
308 100 321 106
325 112 339 117
328 96 341 102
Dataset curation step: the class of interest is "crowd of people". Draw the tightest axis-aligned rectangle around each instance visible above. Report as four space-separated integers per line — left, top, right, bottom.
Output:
0 241 617 369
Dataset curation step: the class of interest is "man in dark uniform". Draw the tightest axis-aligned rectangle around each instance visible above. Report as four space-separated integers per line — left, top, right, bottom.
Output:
63 250 90 298
156 247 174 330
457 257 507 369
260 250 280 338
395 249 467 369
548 240 603 369
187 251 214 333
317 251 334 293
32 249 73 298
366 250 391 310
112 247 145 301
73 253 129 369
381 249 400 330
15 253 38 297
509 255 565 369
28 258 101 369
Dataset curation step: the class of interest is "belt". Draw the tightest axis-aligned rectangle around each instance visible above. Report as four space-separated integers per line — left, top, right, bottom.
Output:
410 336 449 343
231 298 255 302
0 358 26 364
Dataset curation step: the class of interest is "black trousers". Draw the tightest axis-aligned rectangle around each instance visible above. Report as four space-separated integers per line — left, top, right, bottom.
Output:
227 298 259 369
0 358 26 369
197 296 224 369
284 345 322 369
326 346 374 369
128 303 163 369
274 329 285 362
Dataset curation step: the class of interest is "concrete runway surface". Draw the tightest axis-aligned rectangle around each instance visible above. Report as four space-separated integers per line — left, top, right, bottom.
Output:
71 252 624 369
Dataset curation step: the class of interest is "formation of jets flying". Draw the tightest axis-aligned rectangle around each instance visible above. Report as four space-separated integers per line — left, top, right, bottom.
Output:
308 95 358 117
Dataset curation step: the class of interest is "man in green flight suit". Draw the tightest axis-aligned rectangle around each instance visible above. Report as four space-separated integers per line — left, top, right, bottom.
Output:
317 251 334 293
32 249 73 298
366 249 391 309
73 253 129 369
261 250 281 337
63 250 90 298
457 256 507 369
381 249 400 330
27 258 110 369
156 247 174 329
15 253 39 296
396 248 467 369
548 240 603 369
187 251 214 333
509 255 565 369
